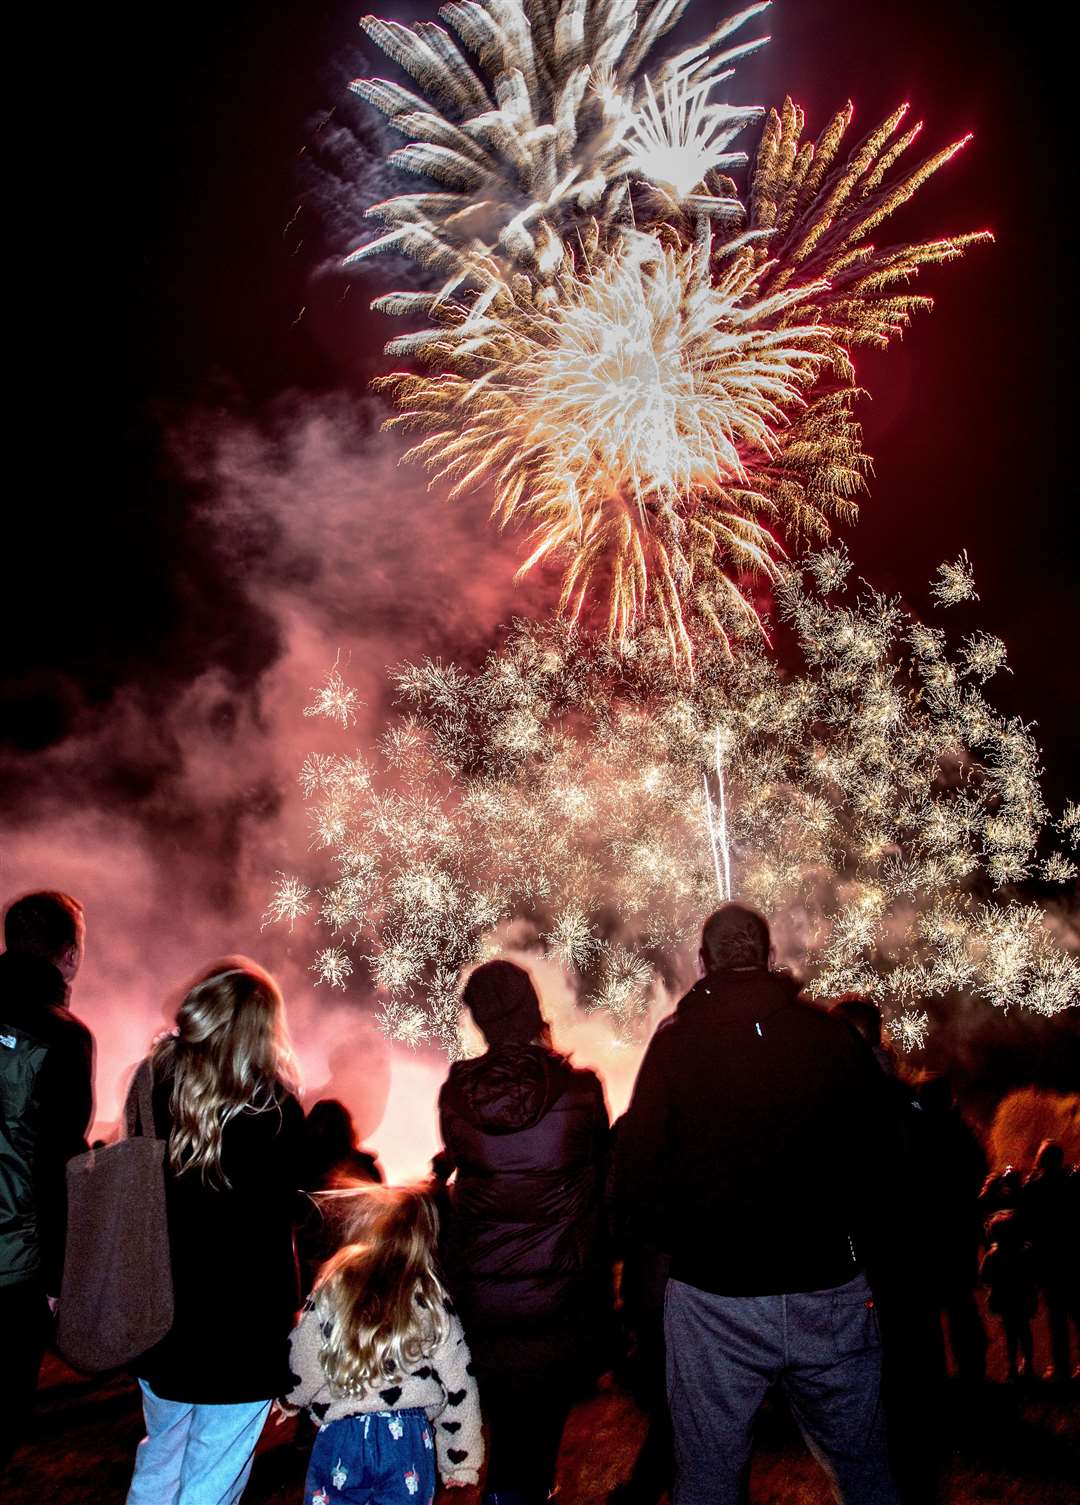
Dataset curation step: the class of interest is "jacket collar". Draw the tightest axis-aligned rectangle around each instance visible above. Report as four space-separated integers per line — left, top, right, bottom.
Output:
677 968 801 1021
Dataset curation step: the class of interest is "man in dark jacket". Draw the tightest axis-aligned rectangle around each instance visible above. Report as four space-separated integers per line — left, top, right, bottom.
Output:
439 959 609 1505
616 904 900 1505
1 890 94 1465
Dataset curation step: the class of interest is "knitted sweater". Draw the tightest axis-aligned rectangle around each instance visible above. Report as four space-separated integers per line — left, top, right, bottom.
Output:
281 1299 483 1488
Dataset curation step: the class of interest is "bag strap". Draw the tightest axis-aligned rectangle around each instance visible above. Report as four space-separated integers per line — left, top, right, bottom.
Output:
123 1058 156 1140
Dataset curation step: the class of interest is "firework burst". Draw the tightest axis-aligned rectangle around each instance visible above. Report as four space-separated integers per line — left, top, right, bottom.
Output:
379 232 832 658
273 554 1078 1052
349 0 988 655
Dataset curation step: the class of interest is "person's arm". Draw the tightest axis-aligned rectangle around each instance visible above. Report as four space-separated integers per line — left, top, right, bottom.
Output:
279 1306 329 1414
431 1308 482 1488
613 1033 672 1239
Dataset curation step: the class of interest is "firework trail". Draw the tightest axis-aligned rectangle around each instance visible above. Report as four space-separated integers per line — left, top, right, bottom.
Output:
349 0 989 658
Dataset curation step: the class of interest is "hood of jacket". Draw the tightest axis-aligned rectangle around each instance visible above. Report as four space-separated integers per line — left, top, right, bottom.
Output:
445 1044 571 1135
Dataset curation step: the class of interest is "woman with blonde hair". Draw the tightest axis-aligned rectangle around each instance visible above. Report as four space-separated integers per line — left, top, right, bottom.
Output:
282 1182 482 1501
126 958 304 1505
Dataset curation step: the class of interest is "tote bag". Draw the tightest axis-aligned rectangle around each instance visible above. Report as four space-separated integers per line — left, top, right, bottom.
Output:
57 1058 174 1372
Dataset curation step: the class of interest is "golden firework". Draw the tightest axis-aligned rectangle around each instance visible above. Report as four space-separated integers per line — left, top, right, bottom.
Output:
351 1 988 657
378 233 832 661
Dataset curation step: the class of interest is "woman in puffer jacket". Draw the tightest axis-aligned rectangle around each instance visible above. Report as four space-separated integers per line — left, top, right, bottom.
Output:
438 960 610 1505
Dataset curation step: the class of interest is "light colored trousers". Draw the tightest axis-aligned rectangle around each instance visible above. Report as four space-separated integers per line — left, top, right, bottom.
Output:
665 1271 901 1505
127 1379 271 1505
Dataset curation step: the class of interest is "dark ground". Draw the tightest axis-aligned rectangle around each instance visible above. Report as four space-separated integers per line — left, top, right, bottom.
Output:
6 1300 1078 1504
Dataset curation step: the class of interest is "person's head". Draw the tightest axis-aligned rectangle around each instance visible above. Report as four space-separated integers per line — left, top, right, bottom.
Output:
700 903 772 975
987 1208 1022 1247
463 958 546 1048
3 891 85 982
0 949 68 1011
314 1184 449 1393
153 956 298 1185
830 995 882 1049
303 1099 359 1180
1035 1139 1064 1175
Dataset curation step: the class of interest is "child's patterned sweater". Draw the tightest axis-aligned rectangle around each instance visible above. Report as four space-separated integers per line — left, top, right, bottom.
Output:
280 1299 483 1488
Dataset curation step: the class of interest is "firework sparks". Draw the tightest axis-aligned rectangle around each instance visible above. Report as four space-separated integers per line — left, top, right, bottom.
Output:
348 1 987 656
276 554 1078 1051
351 1 770 282
263 873 312 930
931 550 980 607
304 662 364 727
313 946 355 988
339 2 992 656
380 234 829 658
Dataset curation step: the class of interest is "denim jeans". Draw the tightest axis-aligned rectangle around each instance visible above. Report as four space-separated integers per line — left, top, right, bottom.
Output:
305 1411 436 1505
664 1271 900 1505
126 1380 271 1505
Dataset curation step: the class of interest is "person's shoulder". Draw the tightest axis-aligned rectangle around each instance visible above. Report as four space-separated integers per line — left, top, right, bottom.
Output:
32 1000 94 1058
564 1057 603 1089
52 1004 94 1048
561 1060 608 1109
788 990 853 1036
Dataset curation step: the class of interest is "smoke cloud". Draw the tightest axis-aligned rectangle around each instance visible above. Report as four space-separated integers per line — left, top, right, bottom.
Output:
0 397 558 1178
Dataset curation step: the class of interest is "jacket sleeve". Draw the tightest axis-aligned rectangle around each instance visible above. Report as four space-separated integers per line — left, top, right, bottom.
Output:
431 1308 483 1487
613 1033 672 1239
35 1015 95 1292
279 1306 329 1414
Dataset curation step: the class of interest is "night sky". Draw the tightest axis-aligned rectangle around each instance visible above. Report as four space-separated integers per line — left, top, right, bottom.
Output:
2 0 1077 1120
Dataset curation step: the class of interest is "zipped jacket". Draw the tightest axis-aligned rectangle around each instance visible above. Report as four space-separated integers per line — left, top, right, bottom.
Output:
438 1044 609 1367
0 952 94 1291
615 968 901 1296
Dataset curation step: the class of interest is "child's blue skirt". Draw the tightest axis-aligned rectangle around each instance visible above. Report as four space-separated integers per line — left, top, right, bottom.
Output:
304 1408 436 1505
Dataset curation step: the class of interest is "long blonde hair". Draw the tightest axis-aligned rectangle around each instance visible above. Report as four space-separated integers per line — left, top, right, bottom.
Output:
152 957 299 1186
314 1184 450 1396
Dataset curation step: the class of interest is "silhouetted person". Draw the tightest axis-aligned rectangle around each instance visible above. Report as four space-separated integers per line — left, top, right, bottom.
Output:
608 1115 672 1505
439 959 610 1505
980 1210 1037 1381
300 1097 383 1191
127 959 303 1504
910 1076 988 1385
0 890 93 1467
979 1165 1024 1234
617 905 902 1505
296 1098 383 1299
1022 1140 1079 1383
831 997 941 1503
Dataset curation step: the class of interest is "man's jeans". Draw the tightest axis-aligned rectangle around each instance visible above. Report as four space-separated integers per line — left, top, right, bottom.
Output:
127 1380 271 1505
665 1271 900 1505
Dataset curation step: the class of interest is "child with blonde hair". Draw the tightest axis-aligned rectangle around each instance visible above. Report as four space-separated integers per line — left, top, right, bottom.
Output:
281 1184 482 1503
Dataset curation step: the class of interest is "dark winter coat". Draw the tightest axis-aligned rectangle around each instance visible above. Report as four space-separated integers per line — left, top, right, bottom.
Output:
438 1044 609 1372
0 953 94 1292
615 968 902 1296
136 1070 304 1403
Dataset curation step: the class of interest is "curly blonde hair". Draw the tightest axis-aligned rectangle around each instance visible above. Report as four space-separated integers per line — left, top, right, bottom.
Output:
152 957 299 1186
314 1184 450 1396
